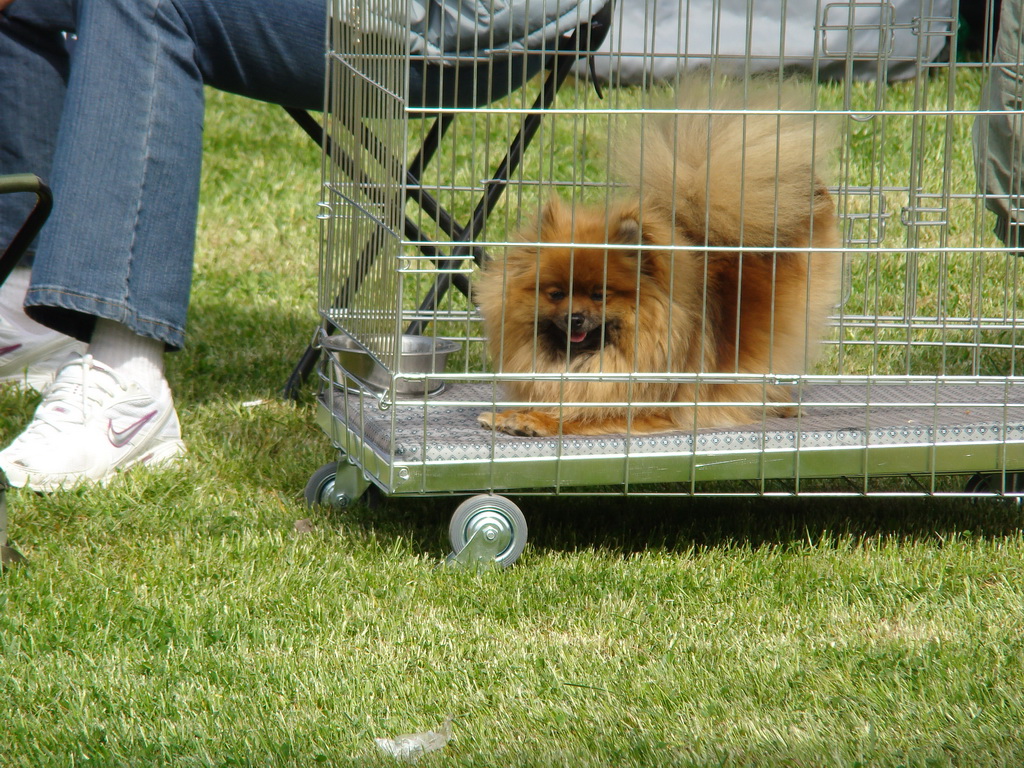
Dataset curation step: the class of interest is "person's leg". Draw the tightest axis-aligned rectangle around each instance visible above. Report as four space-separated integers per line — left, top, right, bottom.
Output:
25 0 326 349
974 0 1024 249
0 1 71 260
0 1 86 389
1 0 325 491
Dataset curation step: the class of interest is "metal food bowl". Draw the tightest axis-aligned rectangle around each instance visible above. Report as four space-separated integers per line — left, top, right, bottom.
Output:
320 333 461 397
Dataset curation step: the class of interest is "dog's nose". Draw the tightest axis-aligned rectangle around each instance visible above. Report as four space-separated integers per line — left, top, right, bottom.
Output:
569 313 587 331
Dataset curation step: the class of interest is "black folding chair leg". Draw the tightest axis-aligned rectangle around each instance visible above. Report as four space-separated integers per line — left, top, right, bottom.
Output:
0 174 52 287
0 173 51 567
282 339 323 400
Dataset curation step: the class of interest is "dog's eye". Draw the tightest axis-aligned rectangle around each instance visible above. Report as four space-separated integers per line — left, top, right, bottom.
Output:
547 289 565 301
590 290 605 302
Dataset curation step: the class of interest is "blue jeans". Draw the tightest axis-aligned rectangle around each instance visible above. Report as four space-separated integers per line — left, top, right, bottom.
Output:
0 0 325 349
974 0 1024 250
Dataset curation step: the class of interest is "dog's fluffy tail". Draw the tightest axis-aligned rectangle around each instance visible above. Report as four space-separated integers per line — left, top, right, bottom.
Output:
616 73 838 248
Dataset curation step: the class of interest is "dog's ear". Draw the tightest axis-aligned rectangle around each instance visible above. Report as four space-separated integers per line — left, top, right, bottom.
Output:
613 215 642 246
539 193 568 236
609 203 669 279
610 202 672 245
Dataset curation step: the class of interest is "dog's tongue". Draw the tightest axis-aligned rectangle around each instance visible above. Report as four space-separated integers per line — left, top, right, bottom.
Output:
570 330 588 343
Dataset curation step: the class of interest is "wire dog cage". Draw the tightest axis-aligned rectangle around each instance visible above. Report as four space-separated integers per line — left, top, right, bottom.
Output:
306 0 1024 567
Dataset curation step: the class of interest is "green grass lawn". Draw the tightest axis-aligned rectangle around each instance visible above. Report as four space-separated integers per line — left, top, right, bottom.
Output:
4 80 1024 766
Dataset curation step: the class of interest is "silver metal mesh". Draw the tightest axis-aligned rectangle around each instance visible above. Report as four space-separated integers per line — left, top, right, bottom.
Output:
316 0 1024 497
321 0 409 370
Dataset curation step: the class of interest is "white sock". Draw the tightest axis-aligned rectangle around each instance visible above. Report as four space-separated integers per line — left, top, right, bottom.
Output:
88 318 169 397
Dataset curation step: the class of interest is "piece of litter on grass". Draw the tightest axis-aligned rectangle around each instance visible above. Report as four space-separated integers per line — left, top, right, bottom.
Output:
241 399 268 408
293 518 315 535
375 718 453 763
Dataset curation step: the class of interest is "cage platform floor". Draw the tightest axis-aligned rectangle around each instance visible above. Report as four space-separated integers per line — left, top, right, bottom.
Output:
316 382 1024 492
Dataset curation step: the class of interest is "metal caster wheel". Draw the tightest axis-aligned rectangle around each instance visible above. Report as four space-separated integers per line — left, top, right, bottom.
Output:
304 461 370 509
965 472 1024 504
447 494 527 569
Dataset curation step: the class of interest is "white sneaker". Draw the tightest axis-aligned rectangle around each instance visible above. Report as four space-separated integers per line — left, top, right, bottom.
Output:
0 319 86 393
0 355 186 492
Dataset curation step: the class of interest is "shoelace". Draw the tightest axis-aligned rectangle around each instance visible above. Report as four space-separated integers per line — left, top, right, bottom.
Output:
16 356 126 443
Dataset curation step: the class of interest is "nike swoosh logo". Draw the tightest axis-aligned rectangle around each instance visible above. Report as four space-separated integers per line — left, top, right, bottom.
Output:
107 410 159 448
0 343 23 357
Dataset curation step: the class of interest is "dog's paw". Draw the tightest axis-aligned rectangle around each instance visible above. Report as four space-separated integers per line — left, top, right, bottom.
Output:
478 410 555 437
773 405 802 419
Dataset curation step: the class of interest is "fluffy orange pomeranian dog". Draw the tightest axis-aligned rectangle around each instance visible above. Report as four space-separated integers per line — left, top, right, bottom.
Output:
475 74 842 436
